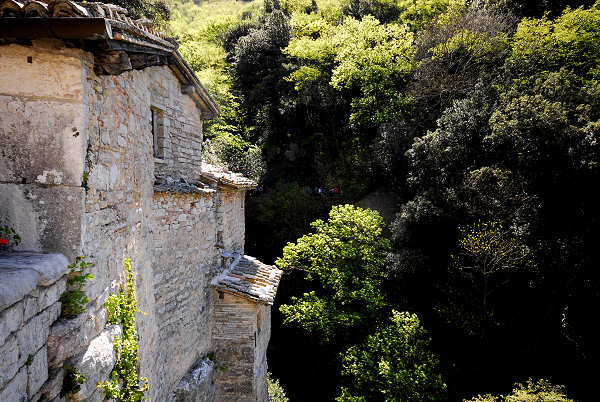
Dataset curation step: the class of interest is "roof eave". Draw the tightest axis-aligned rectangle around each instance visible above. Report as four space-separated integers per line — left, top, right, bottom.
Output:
0 17 112 40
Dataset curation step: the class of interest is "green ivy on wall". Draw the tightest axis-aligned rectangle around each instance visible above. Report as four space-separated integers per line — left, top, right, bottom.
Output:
98 258 149 401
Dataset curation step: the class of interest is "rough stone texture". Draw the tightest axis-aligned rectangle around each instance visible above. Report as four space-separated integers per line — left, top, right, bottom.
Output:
0 366 27 402
27 345 48 398
0 252 69 286
40 368 64 401
0 266 39 311
0 185 85 261
0 38 274 402
0 300 23 346
70 325 121 401
0 41 86 185
171 358 216 402
213 291 267 402
47 311 101 369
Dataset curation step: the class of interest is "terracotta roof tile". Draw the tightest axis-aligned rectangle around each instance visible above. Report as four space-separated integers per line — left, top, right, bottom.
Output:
212 255 282 305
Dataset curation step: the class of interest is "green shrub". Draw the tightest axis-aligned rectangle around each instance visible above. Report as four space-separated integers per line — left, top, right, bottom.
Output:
60 256 94 318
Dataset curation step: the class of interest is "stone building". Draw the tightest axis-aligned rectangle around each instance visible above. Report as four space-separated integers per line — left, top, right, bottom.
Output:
0 1 281 401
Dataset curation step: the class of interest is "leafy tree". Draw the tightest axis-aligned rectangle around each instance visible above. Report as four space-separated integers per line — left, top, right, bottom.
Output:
277 205 391 342
329 16 415 126
452 220 529 337
337 310 446 401
267 372 290 402
466 378 574 401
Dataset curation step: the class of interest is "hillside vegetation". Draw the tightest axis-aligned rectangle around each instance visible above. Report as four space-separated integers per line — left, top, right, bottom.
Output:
167 0 600 400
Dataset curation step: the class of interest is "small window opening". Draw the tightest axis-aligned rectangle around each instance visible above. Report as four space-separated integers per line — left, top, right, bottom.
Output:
27 56 32 63
151 108 165 159
219 291 224 300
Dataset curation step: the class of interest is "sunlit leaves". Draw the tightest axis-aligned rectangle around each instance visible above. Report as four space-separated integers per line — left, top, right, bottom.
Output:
337 311 446 401
276 205 391 342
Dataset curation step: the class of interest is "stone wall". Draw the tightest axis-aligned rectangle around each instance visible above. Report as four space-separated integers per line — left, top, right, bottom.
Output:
213 290 263 402
0 39 267 402
150 190 219 400
217 190 246 252
0 39 87 261
254 304 271 402
0 253 68 401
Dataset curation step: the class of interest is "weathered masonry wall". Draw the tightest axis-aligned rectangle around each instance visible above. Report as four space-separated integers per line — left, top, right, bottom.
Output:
0 40 87 261
213 291 258 401
255 304 271 402
150 190 219 401
217 190 246 252
0 38 268 402
0 254 68 401
82 47 220 401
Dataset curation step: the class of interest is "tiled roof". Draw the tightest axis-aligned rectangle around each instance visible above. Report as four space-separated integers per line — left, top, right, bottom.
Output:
0 0 219 119
212 255 282 305
200 163 257 190
0 0 175 49
153 175 215 195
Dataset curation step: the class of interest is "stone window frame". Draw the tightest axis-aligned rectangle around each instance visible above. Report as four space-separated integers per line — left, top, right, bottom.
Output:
151 106 166 160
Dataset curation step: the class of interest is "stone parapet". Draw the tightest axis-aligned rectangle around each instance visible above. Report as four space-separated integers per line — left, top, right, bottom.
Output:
0 252 68 401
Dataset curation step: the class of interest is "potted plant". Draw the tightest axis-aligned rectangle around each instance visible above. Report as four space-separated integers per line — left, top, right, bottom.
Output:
0 225 21 248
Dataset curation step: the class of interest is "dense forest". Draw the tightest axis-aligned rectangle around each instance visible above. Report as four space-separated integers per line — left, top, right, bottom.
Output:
132 0 599 399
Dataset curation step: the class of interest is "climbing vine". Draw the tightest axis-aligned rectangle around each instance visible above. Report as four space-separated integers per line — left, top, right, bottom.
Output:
60 256 94 318
99 258 149 402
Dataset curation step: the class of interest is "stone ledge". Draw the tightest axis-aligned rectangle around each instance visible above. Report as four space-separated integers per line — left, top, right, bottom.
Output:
0 266 39 311
0 252 69 287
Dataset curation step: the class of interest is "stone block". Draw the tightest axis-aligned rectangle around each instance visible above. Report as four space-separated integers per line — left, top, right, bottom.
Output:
0 335 20 389
23 294 39 322
172 358 216 402
0 253 69 287
0 96 85 186
70 325 121 401
47 313 97 369
0 185 84 260
0 366 27 402
38 278 67 312
27 345 48 398
0 265 39 311
0 300 23 347
40 368 64 401
18 312 49 362
0 42 84 100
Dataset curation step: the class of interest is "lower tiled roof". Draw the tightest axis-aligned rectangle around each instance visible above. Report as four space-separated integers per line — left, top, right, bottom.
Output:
212 255 282 305
200 163 257 190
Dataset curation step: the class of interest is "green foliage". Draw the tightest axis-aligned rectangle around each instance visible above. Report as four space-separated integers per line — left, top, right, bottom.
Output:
267 372 290 402
277 205 391 342
257 182 320 244
508 3 600 84
466 378 574 401
337 310 446 401
329 16 415 125
396 0 464 30
202 132 266 182
286 14 415 126
0 225 21 246
61 366 87 397
453 220 529 276
99 258 149 402
25 354 33 366
110 0 171 30
60 256 94 318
